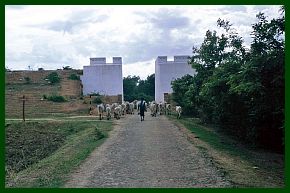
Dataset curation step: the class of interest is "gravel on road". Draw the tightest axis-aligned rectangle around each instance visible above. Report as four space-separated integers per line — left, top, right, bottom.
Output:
65 112 232 188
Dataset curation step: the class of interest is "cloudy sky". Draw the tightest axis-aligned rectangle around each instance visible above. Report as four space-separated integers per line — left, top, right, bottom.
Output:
5 5 282 79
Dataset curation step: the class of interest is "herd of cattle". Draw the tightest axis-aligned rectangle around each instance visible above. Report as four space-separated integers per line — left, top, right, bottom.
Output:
89 100 182 120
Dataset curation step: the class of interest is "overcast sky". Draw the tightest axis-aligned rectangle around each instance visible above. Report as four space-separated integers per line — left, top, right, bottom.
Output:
5 5 282 79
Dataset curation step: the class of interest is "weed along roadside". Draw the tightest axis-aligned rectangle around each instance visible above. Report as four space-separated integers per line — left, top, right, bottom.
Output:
167 115 284 188
5 119 113 188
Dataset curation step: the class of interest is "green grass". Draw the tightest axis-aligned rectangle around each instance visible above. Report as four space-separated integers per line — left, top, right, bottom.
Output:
168 114 284 169
168 114 251 159
5 119 112 188
168 115 285 187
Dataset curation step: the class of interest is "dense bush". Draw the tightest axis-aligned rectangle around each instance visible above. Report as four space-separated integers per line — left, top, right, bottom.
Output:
46 72 60 84
24 77 31 84
92 97 102 104
68 73 80 80
47 95 67 102
171 8 284 152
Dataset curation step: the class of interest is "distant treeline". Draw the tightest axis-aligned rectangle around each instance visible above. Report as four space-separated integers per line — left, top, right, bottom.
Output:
123 74 155 102
171 7 285 152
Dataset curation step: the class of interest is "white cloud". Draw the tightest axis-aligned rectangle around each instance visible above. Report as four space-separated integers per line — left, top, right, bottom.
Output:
123 60 155 80
5 5 283 79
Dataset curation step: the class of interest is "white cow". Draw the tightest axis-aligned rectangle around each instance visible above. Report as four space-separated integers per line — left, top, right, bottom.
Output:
158 102 166 115
176 106 182 119
166 104 172 115
133 100 138 109
114 105 122 119
136 100 142 115
106 105 112 120
111 103 118 113
97 103 105 120
149 101 157 117
121 103 127 115
129 102 134 114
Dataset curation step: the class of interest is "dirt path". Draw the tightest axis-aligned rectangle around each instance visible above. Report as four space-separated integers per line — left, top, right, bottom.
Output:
64 112 232 188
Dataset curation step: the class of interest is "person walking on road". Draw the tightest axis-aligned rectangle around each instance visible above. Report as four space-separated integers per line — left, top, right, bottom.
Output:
139 97 146 121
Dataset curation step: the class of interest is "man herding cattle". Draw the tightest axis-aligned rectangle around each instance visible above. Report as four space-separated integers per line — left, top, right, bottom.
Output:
139 97 146 121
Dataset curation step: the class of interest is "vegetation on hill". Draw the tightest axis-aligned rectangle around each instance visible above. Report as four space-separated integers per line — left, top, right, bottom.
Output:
68 73 80 80
46 72 61 84
45 94 67 102
171 7 285 152
24 77 31 84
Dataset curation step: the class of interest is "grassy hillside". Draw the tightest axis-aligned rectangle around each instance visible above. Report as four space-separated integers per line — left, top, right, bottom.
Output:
5 70 88 118
5 70 117 188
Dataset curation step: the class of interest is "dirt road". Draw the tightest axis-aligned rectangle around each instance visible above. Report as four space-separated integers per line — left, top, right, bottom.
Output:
65 112 232 188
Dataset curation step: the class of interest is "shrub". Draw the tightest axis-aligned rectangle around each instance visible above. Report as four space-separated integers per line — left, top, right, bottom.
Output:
68 74 80 80
47 95 67 102
94 128 105 140
46 72 60 84
24 77 31 84
93 97 102 104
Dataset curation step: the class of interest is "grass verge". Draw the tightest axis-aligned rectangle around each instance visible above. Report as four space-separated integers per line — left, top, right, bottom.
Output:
5 119 112 187
167 114 284 187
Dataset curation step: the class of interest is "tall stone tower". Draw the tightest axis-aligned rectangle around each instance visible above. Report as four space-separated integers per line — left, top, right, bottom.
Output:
155 55 196 103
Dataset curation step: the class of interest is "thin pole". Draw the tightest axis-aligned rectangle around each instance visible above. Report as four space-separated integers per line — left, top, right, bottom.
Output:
22 95 25 122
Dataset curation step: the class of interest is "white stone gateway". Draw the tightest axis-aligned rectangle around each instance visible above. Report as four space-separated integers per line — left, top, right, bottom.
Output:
155 55 197 103
80 57 123 100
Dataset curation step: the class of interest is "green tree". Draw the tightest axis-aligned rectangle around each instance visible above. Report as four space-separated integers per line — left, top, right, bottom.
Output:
171 75 196 114
186 16 246 123
228 9 285 150
171 7 284 152
136 74 155 102
123 74 155 102
123 75 140 102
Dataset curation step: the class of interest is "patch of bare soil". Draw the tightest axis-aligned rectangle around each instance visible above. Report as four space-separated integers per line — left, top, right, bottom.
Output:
171 120 284 188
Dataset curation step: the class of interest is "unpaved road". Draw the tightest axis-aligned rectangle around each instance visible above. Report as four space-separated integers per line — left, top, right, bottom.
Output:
65 112 232 188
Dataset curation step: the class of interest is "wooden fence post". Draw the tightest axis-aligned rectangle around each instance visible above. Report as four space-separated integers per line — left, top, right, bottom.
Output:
21 95 26 122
